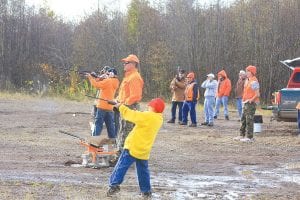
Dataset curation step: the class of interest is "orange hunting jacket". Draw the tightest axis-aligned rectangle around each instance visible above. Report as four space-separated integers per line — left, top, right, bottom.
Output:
88 76 119 110
117 68 144 106
217 70 232 97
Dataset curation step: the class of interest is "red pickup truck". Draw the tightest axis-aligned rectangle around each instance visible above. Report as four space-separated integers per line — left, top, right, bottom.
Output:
272 57 300 122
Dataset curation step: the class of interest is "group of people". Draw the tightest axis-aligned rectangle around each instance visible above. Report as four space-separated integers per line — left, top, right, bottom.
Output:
85 54 260 198
167 65 260 142
168 69 231 127
86 54 161 198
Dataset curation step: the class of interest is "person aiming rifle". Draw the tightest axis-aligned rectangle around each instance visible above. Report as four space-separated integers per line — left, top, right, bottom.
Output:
89 66 112 121
78 65 112 79
85 67 120 140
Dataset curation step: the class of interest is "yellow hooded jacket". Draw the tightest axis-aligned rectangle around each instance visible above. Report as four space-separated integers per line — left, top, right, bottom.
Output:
119 104 163 160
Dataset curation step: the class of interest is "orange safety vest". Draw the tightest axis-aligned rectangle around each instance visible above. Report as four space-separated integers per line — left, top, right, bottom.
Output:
185 82 199 101
242 76 259 103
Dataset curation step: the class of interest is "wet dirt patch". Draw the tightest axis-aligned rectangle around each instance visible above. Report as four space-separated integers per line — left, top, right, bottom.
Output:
0 97 300 199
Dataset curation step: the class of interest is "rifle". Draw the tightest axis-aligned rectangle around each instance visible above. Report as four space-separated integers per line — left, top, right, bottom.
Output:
79 66 112 78
78 70 102 78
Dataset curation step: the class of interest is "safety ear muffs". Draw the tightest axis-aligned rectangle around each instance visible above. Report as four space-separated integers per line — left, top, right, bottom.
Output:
109 72 114 77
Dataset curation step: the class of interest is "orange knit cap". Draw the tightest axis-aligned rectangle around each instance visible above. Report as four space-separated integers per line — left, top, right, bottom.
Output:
148 98 165 113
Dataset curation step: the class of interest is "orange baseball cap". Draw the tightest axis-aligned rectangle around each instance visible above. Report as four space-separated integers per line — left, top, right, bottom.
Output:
186 72 195 79
148 98 165 113
121 54 139 63
246 65 257 75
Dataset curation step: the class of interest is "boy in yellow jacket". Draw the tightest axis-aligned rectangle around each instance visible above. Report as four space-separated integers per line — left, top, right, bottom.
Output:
107 98 165 198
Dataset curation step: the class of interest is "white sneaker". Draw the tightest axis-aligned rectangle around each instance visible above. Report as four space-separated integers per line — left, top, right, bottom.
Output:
240 138 254 143
233 136 244 141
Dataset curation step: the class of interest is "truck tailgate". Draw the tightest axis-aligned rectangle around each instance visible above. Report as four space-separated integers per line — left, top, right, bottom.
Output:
280 88 300 110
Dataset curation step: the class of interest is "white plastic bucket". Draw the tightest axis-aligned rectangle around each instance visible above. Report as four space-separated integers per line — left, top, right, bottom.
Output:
253 115 263 133
254 123 262 133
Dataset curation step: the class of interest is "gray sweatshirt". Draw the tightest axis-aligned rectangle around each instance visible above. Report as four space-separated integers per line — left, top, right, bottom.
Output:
201 79 218 97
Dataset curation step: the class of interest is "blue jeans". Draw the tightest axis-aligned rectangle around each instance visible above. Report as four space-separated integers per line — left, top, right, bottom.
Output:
204 96 215 123
236 98 243 118
109 149 151 193
92 108 116 138
171 101 183 121
214 96 229 117
182 101 197 124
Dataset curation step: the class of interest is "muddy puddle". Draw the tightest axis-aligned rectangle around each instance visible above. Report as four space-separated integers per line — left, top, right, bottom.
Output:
150 162 300 199
0 161 299 199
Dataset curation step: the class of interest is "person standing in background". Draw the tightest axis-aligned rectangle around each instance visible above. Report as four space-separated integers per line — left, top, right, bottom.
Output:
167 69 186 124
234 65 260 142
201 73 218 126
214 69 232 120
180 72 199 127
235 70 247 121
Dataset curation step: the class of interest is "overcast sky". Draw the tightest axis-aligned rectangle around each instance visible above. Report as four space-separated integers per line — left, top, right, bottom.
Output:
25 0 234 21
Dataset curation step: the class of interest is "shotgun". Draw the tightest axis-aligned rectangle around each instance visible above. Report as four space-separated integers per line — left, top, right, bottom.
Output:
59 130 99 148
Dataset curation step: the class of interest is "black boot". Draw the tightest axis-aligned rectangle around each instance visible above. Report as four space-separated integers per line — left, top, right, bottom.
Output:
107 185 120 196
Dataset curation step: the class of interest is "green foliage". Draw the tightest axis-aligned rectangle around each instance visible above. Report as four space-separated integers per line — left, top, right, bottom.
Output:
127 0 140 45
39 64 96 101
2 0 300 104
146 41 173 98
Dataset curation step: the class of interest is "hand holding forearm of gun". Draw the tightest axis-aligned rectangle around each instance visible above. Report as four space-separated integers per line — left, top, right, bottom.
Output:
107 100 121 112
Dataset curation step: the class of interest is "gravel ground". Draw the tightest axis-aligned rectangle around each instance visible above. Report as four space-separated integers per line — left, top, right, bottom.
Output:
0 95 299 200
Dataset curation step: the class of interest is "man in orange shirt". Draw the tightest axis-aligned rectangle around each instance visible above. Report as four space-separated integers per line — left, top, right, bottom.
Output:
115 54 144 158
87 68 119 138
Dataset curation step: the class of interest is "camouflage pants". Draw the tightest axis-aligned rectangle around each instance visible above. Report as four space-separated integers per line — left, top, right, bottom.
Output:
116 103 140 152
240 102 256 139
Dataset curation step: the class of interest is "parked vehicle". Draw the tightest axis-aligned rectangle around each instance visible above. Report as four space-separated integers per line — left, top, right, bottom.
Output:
271 57 300 122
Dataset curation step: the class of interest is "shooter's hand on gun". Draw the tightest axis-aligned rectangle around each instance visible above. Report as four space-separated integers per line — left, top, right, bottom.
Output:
79 71 97 78
107 100 121 112
90 72 98 78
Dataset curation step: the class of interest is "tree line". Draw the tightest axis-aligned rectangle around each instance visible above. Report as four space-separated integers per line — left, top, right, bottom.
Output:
0 0 299 103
